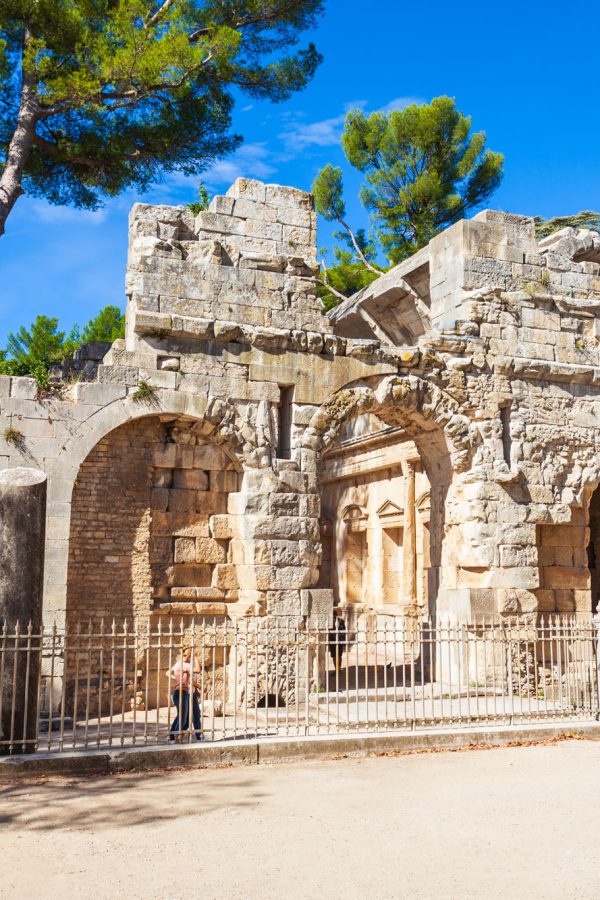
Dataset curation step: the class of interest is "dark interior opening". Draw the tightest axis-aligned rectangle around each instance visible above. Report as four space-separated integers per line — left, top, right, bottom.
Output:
256 693 285 708
588 486 600 612
277 385 294 459
500 404 512 467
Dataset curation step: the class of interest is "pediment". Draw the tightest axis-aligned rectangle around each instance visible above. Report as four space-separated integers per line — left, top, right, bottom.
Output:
342 504 368 531
377 500 404 519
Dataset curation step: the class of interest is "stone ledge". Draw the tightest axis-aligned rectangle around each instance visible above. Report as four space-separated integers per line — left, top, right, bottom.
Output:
131 308 486 373
132 309 430 372
1 721 598 781
495 355 598 384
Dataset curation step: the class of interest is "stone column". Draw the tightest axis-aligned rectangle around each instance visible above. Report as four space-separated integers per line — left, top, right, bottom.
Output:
402 461 418 614
593 614 600 718
0 467 47 753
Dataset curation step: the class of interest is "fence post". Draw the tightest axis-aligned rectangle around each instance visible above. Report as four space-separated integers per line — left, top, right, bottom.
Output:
593 614 600 720
0 467 47 753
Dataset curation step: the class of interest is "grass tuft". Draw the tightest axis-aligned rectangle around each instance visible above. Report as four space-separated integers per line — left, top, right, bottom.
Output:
133 379 158 403
3 426 25 448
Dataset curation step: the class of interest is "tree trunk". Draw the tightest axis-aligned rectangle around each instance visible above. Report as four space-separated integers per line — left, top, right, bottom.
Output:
0 39 38 237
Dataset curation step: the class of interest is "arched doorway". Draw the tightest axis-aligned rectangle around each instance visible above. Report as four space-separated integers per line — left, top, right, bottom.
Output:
587 486 600 613
535 499 592 615
65 413 243 627
320 415 431 614
308 374 467 620
63 412 244 719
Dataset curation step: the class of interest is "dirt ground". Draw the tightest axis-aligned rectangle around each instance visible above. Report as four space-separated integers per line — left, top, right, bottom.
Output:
2 739 600 900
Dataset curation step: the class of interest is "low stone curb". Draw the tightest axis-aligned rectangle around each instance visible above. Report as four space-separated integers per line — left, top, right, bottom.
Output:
1 721 599 782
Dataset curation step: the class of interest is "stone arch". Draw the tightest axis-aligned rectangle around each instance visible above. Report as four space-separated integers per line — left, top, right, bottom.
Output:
302 374 472 474
45 394 251 628
55 392 249 477
65 412 244 627
341 504 368 525
308 374 472 617
532 459 600 616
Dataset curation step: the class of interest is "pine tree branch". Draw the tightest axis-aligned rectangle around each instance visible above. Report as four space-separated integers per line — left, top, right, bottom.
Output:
31 133 97 169
145 0 179 29
189 27 210 42
97 58 213 106
337 216 382 274
318 260 349 303
190 9 287 41
40 57 215 118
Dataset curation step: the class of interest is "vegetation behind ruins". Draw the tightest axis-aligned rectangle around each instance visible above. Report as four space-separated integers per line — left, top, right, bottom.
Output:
313 97 600 309
0 305 125 386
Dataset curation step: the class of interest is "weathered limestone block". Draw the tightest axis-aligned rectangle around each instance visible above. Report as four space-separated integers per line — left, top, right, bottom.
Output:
252 516 320 541
10 377 37 401
301 589 334 627
98 365 141 388
212 564 238 590
195 538 228 564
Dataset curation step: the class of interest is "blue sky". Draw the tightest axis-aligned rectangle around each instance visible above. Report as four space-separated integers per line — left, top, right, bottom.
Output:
1 0 599 345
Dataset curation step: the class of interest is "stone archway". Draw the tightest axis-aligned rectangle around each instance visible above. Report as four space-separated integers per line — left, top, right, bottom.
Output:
305 374 472 618
302 374 471 473
62 411 249 720
65 412 244 627
42 392 254 627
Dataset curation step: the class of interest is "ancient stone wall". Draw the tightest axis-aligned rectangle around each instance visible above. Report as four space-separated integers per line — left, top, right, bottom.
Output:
2 178 600 632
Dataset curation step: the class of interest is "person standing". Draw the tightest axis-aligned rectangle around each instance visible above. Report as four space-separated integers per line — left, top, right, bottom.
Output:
167 646 202 742
328 613 347 676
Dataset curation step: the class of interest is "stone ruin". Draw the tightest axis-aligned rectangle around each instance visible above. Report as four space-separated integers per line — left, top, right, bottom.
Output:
2 177 600 707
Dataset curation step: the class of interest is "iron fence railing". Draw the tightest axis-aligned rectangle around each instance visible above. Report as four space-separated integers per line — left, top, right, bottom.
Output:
1 615 598 755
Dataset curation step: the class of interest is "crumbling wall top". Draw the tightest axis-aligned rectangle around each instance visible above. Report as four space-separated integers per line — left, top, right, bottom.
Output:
332 209 600 344
126 178 331 350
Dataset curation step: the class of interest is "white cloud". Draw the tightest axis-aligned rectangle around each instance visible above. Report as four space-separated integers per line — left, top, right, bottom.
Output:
26 199 109 226
278 97 424 154
343 99 368 112
378 96 424 114
279 113 346 153
202 143 276 188
160 144 277 195
162 170 201 190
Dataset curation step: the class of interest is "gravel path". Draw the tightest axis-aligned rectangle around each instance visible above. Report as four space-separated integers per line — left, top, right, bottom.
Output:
2 739 599 899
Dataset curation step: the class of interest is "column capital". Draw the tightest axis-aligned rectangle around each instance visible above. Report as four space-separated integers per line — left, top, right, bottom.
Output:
404 458 418 476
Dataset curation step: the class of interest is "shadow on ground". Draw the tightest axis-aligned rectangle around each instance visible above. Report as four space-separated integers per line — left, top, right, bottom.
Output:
0 769 266 832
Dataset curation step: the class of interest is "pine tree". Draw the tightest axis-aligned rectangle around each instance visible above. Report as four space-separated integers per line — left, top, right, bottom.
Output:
0 314 79 383
313 97 504 306
0 305 125 383
80 305 125 343
0 0 324 235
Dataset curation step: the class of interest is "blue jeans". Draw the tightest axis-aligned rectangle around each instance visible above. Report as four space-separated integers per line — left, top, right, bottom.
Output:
170 689 202 740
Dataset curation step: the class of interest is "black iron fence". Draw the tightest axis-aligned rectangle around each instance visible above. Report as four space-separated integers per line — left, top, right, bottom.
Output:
1 615 598 754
